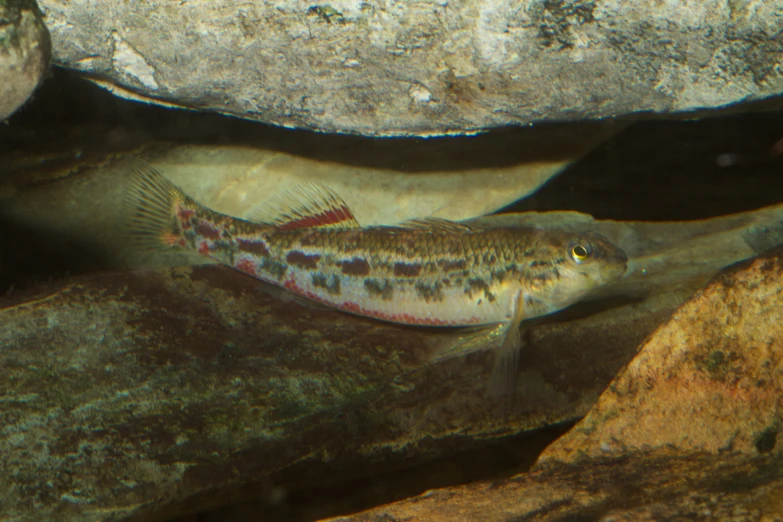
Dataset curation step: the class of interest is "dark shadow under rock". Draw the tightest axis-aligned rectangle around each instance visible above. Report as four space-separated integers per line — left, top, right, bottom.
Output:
333 451 783 522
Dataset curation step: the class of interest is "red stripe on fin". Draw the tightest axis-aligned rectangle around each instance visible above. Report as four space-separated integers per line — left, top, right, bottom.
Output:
249 181 360 230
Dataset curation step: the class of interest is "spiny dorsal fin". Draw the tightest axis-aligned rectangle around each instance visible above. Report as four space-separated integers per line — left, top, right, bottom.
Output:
399 217 473 234
250 181 360 230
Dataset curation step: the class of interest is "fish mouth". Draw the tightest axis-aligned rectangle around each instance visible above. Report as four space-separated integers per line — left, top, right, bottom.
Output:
610 248 630 277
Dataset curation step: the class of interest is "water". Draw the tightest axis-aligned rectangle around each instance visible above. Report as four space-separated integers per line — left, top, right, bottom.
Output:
1 66 782 522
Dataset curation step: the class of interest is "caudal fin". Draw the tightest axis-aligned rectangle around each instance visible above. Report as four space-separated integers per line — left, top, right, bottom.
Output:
124 159 189 250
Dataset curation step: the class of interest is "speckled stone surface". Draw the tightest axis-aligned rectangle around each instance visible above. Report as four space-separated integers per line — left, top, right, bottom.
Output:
541 246 783 461
37 0 783 135
0 263 658 521
330 246 783 522
0 0 49 120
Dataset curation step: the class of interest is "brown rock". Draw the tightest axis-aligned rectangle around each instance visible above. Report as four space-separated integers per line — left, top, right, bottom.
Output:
0 264 657 521
328 246 783 522
329 452 783 522
541 246 783 461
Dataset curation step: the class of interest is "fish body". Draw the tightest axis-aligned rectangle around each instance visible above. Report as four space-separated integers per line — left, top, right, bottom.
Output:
126 162 628 394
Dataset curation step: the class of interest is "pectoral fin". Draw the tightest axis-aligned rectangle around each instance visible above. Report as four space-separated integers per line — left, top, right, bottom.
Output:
488 291 526 397
431 323 510 362
432 291 526 397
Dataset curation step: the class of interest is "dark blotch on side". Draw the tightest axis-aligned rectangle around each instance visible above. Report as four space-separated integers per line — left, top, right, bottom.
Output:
262 259 288 280
364 279 394 300
237 238 269 256
416 281 443 303
341 258 371 276
313 273 342 295
440 259 467 272
393 262 422 277
465 278 495 302
196 221 221 239
286 251 321 269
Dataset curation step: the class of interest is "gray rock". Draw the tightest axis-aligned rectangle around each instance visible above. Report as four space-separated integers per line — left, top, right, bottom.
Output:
38 0 783 136
0 0 50 121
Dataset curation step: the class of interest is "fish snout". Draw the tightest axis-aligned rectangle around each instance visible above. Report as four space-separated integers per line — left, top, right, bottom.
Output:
607 246 629 278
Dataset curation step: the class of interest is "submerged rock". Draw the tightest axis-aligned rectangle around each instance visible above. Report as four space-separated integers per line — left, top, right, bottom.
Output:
38 0 783 135
0 0 50 120
332 246 783 521
0 264 657 522
2 233 781 520
331 452 783 522
540 246 783 460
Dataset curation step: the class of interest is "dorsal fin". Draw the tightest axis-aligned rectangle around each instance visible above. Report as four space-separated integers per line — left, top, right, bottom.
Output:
399 217 473 234
250 181 361 230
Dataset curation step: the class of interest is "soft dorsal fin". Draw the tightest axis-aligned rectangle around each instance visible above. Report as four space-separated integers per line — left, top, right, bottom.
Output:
249 181 361 230
399 217 473 233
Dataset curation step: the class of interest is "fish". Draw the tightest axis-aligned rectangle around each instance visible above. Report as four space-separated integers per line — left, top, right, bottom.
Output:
125 161 628 395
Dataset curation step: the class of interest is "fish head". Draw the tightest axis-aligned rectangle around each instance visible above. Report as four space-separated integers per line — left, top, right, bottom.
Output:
521 230 628 315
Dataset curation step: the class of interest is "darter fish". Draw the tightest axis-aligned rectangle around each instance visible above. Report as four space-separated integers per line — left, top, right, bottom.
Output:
125 162 628 395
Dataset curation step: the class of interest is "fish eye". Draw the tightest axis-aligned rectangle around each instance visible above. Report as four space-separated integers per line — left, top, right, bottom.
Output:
570 243 592 263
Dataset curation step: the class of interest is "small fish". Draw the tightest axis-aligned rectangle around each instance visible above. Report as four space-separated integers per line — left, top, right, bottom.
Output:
125 162 628 395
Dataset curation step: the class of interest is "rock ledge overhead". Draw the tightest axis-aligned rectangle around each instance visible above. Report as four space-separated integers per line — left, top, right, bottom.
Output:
40 0 783 136
0 0 50 120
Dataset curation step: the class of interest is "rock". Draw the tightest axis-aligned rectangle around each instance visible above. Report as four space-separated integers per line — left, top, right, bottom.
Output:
540 245 783 461
0 0 50 120
124 121 619 227
0 264 661 522
2 235 781 521
37 0 783 136
0 107 623 225
328 452 783 521
328 246 783 522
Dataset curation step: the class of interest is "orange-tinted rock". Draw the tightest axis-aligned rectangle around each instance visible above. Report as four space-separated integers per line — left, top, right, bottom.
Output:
542 246 783 462
329 453 783 522
330 246 783 522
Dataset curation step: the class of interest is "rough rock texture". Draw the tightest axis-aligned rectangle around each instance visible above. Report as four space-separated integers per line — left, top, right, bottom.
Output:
38 0 783 135
331 247 783 522
0 0 50 120
541 247 783 461
331 453 783 522
0 264 657 522
2 223 781 521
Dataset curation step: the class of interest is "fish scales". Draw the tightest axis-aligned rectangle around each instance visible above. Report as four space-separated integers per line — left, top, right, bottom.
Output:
191 211 540 326
125 161 628 395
